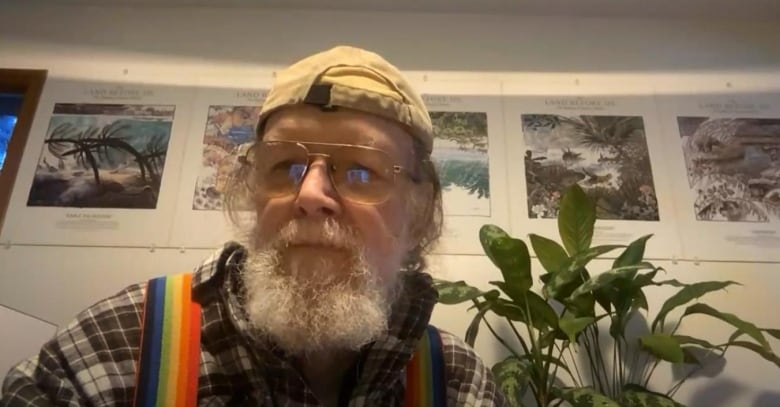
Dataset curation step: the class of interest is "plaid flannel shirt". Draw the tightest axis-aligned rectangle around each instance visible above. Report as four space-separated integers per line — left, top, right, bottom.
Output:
1 243 507 406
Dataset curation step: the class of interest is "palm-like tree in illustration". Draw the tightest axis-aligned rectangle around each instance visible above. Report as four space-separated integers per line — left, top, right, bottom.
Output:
44 121 165 188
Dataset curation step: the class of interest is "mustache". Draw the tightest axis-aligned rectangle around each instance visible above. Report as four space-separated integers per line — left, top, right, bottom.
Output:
273 218 361 250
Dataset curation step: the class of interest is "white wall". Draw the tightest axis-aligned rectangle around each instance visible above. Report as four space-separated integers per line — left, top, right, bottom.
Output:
1 3 780 406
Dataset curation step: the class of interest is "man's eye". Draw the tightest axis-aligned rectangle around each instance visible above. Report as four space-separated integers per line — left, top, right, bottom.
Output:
345 167 372 184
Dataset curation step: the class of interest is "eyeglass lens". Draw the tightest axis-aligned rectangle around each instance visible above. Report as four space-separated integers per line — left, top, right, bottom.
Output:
251 142 397 204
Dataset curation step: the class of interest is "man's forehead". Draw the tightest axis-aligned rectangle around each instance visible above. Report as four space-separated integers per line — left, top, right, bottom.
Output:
261 105 413 151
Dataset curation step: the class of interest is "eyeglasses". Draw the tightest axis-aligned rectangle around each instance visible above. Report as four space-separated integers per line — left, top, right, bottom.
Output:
239 140 417 204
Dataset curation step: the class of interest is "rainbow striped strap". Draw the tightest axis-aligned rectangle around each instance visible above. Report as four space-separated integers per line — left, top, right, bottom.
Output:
133 273 202 407
405 325 447 407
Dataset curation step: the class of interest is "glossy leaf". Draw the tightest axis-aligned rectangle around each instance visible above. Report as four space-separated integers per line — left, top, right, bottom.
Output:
683 303 770 350
492 356 531 407
633 268 662 288
618 384 686 407
567 263 656 301
652 281 740 331
634 290 649 311
569 245 626 271
465 301 492 347
557 387 620 407
435 280 498 305
763 328 780 340
639 333 684 363
529 233 569 274
559 315 595 343
493 290 560 332
557 183 596 256
544 267 589 301
518 352 574 377
673 335 723 351
613 234 653 269
479 225 533 294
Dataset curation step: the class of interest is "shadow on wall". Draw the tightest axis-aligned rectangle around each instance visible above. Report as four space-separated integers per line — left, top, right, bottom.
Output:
1 5 780 73
686 381 780 407
754 391 780 407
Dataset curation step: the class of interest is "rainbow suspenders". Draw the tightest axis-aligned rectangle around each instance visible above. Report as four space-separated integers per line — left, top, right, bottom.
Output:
132 273 447 407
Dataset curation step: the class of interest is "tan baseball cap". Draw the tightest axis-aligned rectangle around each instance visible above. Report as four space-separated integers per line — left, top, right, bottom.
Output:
257 45 434 154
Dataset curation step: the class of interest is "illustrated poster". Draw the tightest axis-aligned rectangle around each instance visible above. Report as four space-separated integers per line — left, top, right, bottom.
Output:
0 79 193 247
502 81 681 259
168 84 268 248
416 80 510 255
657 92 780 261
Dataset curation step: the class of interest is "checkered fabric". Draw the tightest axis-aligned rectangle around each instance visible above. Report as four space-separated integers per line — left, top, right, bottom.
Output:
1 242 507 406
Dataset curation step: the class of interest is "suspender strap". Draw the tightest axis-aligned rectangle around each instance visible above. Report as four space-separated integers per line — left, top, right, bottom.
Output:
405 325 447 407
133 273 201 407
132 272 446 406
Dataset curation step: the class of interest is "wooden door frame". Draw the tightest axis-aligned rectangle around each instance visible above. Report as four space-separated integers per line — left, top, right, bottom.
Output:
0 69 48 234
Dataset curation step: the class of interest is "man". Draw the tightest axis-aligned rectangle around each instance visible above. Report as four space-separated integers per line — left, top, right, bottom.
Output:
1 46 506 406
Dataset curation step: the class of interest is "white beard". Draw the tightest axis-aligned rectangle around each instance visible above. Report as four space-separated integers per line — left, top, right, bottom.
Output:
240 218 403 356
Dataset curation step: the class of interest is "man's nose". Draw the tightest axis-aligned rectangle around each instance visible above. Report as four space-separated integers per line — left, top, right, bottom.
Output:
293 158 342 218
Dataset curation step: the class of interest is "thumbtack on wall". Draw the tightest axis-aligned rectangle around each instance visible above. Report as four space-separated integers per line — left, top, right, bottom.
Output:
693 257 701 266
179 247 186 254
149 244 156 253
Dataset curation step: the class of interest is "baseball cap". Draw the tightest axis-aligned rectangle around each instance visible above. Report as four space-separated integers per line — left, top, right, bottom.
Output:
256 45 434 155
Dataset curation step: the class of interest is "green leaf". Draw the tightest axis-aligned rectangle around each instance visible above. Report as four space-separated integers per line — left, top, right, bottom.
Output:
652 281 741 331
557 183 596 256
613 234 653 269
465 301 492 347
673 335 723 351
618 384 686 407
492 356 531 407
569 245 626 270
559 315 595 343
479 225 533 294
490 295 559 333
763 328 780 340
640 333 684 363
633 268 662 288
728 341 780 368
567 263 656 301
683 303 770 351
491 290 560 332
557 387 620 407
518 352 574 377
634 290 649 311
434 280 498 305
566 292 597 319
529 233 570 274
544 266 591 301
652 279 688 288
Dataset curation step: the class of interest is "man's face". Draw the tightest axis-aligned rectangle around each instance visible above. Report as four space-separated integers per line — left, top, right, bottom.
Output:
240 104 419 354
253 104 416 284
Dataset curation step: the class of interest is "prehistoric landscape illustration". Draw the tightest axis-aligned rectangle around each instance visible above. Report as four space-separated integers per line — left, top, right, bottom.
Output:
677 117 780 222
193 105 261 211
522 114 659 220
430 111 490 217
27 103 175 209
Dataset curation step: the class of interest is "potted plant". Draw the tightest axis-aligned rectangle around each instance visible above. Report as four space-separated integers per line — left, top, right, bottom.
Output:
434 184 780 406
